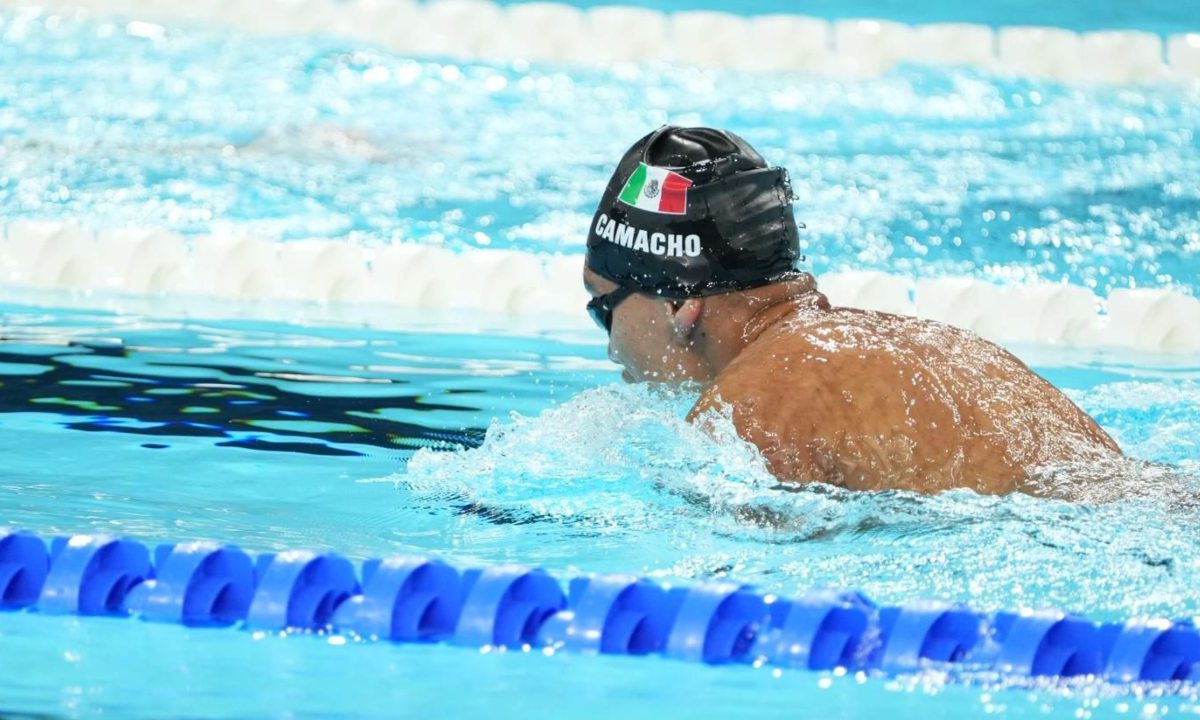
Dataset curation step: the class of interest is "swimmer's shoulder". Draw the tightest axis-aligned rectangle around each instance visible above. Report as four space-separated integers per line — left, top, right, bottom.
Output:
717 305 910 380
689 306 955 423
689 309 858 421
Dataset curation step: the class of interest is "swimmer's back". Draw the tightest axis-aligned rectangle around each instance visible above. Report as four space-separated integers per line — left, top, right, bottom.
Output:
691 305 1122 494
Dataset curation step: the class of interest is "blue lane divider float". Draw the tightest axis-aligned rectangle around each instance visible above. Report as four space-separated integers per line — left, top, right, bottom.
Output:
453 565 565 648
752 588 874 670
246 550 360 631
333 556 461 642
0 531 49 609
1 528 1198 687
538 575 678 655
127 541 256 626
41 535 152 616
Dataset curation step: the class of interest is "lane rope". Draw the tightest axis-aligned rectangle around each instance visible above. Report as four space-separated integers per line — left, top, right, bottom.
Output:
2 221 1198 352
2 528 1199 685
3 0 1199 84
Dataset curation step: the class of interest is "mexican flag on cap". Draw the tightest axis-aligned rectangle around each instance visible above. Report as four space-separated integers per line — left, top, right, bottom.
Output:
617 163 693 215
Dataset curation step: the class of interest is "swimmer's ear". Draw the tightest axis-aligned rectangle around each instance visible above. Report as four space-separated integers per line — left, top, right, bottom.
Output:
668 298 704 344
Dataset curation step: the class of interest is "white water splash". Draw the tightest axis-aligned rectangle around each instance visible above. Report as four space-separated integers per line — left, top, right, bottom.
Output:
401 382 788 527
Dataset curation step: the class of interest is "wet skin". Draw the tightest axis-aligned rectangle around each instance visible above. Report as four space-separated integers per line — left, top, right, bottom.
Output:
584 268 1122 495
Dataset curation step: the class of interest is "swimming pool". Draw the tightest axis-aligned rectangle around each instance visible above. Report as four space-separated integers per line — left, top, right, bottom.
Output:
2 3 1200 718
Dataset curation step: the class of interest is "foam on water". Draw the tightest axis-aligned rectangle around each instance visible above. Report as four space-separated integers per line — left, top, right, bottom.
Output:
405 383 777 527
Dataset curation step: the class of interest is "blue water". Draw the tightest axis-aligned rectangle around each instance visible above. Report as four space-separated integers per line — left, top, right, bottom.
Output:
2 7 1200 720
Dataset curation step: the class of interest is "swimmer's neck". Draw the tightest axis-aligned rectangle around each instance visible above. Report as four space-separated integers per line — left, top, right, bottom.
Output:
696 278 829 377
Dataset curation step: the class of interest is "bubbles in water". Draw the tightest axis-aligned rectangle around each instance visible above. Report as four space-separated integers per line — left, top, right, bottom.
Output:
1071 379 1200 467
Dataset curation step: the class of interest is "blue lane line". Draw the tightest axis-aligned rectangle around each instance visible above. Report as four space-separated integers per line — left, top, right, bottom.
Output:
2 529 1199 685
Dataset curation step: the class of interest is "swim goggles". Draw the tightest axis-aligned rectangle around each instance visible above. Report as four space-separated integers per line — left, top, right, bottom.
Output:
586 285 638 334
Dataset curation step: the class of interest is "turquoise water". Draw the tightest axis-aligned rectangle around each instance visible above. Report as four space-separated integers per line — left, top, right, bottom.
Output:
2 7 1200 720
4 608 1160 720
1 301 1199 717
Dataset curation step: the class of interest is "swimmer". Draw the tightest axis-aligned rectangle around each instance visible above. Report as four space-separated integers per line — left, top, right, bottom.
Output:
583 126 1122 495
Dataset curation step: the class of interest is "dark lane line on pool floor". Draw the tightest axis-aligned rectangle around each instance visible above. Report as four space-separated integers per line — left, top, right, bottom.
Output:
0 342 488 457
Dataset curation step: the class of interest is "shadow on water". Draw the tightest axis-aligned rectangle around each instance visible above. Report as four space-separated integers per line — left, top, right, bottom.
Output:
0 340 487 456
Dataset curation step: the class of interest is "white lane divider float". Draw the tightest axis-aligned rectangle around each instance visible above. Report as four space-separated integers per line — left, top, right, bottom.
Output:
1107 289 1200 353
2 0 1199 85
1 221 1198 353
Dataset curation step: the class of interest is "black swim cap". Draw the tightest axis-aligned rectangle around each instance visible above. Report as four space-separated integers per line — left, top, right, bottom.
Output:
585 126 802 299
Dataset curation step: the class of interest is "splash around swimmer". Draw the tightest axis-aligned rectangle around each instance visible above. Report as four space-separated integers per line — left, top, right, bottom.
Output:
583 126 1122 495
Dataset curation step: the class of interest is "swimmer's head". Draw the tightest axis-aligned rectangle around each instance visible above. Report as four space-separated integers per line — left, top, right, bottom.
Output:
583 127 814 384
584 125 803 300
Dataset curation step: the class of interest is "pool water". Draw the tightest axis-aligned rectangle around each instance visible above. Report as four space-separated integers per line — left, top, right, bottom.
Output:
1 7 1200 720
2 300 1199 717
